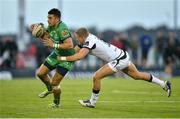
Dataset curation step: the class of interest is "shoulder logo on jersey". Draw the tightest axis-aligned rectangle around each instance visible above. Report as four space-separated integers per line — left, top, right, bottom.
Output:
61 29 69 38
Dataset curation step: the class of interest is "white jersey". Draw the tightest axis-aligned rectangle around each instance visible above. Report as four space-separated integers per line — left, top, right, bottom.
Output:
81 34 124 62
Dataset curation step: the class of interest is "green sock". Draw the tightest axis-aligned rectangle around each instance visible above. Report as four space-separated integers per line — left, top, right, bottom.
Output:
53 98 60 105
44 81 52 91
46 84 52 91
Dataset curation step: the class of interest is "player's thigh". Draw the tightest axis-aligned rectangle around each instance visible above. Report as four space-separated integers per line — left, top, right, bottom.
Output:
37 52 57 76
36 64 51 76
122 62 140 78
94 64 115 80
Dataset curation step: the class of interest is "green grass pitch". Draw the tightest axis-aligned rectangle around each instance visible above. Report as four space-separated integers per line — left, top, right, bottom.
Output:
0 77 180 118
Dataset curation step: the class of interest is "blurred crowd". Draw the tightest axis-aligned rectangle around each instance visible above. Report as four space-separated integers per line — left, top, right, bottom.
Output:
0 26 180 77
107 30 180 77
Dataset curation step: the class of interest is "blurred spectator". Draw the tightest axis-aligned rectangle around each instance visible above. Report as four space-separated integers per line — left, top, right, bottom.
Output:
110 35 123 48
16 52 25 69
27 41 37 58
129 33 139 66
0 40 4 66
0 36 18 69
111 32 129 51
154 31 167 67
36 41 51 67
101 30 117 42
0 40 4 56
163 31 180 78
140 33 152 67
25 41 38 68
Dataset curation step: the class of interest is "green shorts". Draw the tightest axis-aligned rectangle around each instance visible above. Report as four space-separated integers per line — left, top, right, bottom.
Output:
43 52 74 76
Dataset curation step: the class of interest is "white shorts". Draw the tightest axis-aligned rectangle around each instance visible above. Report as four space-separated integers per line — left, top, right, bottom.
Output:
108 51 131 72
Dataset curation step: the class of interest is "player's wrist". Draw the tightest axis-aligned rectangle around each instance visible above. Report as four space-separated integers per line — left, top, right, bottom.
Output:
53 43 59 49
61 57 67 61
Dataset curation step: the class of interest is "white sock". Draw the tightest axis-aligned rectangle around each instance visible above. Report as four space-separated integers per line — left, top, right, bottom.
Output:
90 93 99 105
151 75 165 88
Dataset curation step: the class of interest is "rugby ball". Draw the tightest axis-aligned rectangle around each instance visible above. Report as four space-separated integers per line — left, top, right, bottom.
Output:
32 24 45 38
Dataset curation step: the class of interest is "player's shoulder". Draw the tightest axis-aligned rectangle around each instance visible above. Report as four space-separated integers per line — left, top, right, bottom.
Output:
85 34 99 44
58 21 69 30
86 34 98 41
57 21 70 34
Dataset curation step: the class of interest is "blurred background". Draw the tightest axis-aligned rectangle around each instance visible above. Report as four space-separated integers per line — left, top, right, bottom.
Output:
0 0 180 79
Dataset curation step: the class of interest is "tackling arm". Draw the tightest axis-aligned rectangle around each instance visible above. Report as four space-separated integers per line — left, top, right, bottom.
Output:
57 48 89 61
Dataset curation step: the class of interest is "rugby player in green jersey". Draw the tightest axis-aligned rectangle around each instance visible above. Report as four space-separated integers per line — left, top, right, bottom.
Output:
35 8 75 108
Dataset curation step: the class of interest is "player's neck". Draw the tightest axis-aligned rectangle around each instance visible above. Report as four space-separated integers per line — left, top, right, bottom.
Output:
53 21 61 29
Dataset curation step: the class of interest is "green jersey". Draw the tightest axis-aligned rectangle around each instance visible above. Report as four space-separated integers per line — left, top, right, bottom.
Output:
44 21 75 71
46 21 75 56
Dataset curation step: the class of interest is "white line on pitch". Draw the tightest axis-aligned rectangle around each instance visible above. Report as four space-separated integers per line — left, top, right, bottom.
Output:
99 100 180 103
112 90 161 95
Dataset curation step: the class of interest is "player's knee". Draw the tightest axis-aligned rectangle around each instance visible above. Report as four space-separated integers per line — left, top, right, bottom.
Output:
93 75 97 82
51 81 58 86
51 78 61 86
53 86 60 90
51 83 60 90
36 71 45 79
93 73 100 82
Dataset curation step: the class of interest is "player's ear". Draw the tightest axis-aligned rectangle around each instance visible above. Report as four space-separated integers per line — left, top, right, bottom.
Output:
56 16 60 22
82 36 86 41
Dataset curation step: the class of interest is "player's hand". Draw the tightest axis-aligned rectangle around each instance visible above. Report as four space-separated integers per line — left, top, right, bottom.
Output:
40 32 50 41
30 23 38 31
41 31 50 39
30 23 44 31
57 56 61 61
42 38 54 48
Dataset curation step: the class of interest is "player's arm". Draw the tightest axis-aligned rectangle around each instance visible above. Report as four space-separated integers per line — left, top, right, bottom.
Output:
57 48 89 61
42 36 74 49
41 32 50 40
52 37 74 49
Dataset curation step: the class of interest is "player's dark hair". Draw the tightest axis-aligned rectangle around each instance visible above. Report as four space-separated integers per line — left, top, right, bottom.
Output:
48 8 61 19
75 27 89 38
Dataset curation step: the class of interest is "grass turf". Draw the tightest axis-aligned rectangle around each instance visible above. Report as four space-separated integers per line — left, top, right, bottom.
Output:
0 77 180 118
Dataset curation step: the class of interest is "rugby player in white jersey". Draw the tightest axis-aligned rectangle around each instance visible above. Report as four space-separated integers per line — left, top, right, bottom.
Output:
57 27 171 108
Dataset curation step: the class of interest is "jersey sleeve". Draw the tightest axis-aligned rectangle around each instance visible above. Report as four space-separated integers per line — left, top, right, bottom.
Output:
82 39 96 50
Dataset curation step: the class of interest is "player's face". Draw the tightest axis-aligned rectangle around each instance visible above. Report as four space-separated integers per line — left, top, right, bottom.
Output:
47 14 59 27
74 33 84 44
